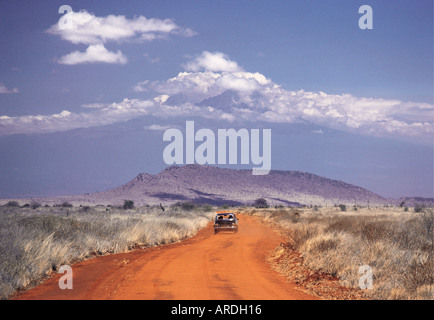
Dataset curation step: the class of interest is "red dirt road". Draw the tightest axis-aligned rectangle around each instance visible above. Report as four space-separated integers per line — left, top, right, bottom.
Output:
14 215 315 300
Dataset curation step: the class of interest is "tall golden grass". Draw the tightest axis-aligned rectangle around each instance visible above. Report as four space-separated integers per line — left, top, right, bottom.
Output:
0 205 213 299
241 206 433 300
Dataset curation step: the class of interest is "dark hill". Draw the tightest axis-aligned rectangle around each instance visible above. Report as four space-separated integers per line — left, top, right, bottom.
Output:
62 164 387 206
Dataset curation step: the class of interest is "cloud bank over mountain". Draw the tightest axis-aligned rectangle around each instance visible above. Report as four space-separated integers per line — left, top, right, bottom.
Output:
0 51 432 143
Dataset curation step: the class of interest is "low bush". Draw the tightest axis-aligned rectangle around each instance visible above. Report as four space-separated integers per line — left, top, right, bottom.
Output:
6 201 19 207
61 202 73 208
254 198 269 208
180 202 195 211
123 200 135 210
30 201 41 210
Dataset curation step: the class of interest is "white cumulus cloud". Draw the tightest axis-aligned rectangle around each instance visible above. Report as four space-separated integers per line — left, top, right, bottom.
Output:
47 10 195 45
47 9 196 65
57 44 127 65
0 99 154 135
183 51 242 72
144 124 173 131
0 83 19 94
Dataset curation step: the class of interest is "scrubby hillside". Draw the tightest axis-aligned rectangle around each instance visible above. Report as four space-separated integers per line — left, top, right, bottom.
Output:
37 165 387 207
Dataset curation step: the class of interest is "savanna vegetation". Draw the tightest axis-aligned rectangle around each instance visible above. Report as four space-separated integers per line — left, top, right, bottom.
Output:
0 203 214 299
241 205 433 300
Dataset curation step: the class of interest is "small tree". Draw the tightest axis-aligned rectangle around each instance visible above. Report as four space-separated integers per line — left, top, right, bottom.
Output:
62 201 73 208
414 203 425 213
6 201 19 207
123 200 135 210
180 202 195 211
30 201 42 210
254 198 269 208
339 204 347 212
203 204 213 212
80 205 91 212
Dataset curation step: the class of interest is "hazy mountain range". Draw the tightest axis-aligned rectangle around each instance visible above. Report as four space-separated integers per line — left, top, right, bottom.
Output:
2 165 432 207
0 165 398 207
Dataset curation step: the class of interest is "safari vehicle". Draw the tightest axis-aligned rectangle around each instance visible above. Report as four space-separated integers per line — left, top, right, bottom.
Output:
214 211 239 234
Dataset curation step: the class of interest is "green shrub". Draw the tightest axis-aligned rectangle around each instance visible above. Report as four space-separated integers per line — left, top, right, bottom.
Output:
414 203 425 213
80 205 91 212
254 198 269 208
338 204 347 211
30 201 42 210
123 200 135 210
202 204 213 212
180 202 195 211
6 201 19 207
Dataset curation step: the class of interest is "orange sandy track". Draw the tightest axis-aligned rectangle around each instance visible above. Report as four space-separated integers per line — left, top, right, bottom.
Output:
14 215 315 300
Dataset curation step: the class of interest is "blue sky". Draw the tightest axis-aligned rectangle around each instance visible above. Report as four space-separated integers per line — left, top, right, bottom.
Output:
0 0 432 199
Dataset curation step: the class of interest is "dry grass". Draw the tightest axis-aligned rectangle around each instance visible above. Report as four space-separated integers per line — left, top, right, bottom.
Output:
241 206 433 300
0 205 214 300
